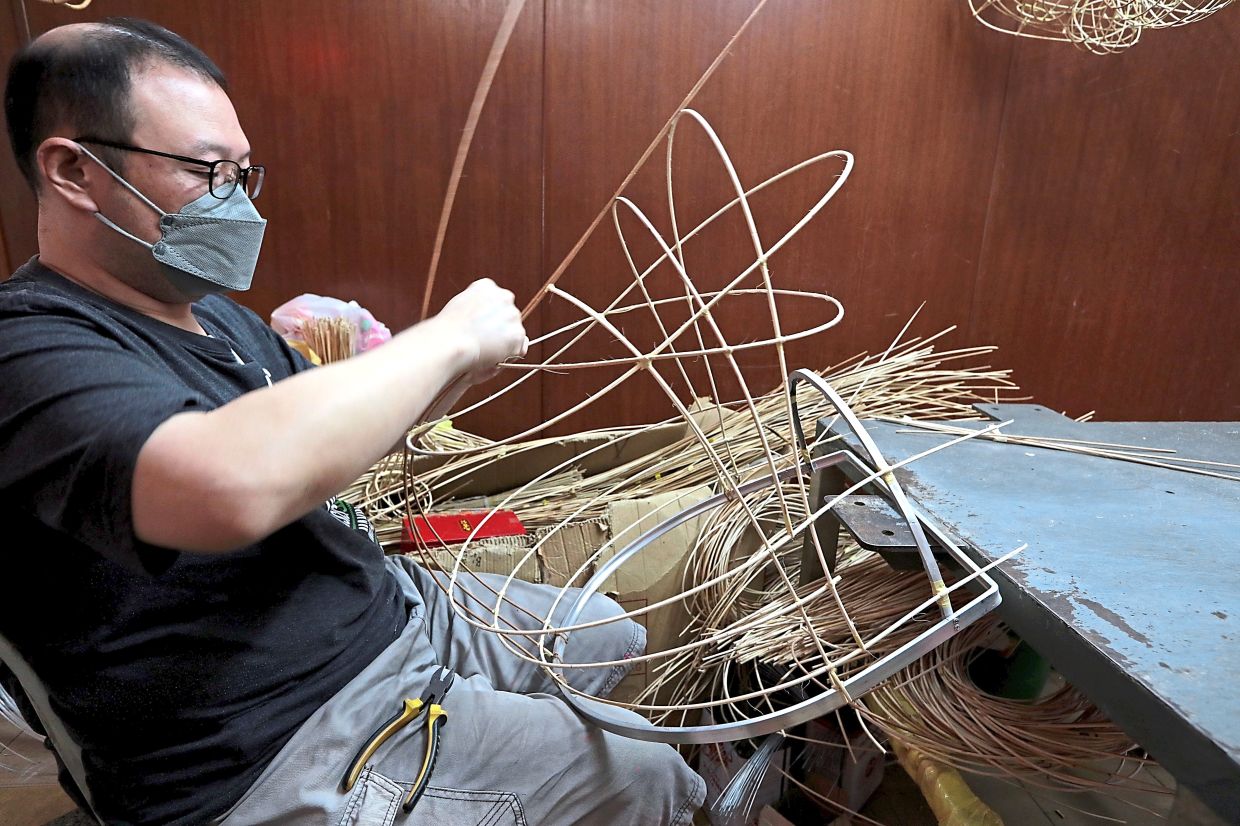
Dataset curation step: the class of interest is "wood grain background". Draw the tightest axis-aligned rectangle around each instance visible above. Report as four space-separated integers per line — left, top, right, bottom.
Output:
2 0 1236 435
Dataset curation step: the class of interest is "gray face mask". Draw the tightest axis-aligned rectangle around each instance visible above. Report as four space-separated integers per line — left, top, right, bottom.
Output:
79 144 267 294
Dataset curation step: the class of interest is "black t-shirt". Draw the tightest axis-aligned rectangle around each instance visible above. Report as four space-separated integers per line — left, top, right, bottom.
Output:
0 258 407 824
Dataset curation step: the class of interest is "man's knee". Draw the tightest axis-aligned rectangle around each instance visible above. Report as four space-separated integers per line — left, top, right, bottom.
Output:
558 590 646 696
598 739 706 826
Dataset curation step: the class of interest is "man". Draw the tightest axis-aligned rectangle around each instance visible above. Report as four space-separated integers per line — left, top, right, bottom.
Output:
0 19 705 825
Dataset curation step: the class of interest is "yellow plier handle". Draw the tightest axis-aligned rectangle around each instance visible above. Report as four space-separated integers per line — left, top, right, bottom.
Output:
342 698 425 792
401 704 448 813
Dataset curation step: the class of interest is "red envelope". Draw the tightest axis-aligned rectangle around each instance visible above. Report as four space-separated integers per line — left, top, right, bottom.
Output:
403 510 526 550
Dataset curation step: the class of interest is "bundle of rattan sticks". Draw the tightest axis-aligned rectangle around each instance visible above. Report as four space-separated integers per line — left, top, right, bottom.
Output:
299 316 356 364
343 330 1017 545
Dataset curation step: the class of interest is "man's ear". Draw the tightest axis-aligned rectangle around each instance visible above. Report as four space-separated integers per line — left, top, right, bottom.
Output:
36 137 102 213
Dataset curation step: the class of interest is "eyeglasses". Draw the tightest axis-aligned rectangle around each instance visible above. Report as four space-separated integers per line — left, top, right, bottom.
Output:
73 137 266 200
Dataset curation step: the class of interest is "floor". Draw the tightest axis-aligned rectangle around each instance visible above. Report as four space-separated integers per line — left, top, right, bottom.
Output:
1 721 76 826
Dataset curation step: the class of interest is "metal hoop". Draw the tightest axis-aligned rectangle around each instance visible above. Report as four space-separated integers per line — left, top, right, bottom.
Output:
549 375 1001 744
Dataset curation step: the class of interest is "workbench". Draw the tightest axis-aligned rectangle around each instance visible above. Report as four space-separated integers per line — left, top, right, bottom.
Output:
816 404 1240 822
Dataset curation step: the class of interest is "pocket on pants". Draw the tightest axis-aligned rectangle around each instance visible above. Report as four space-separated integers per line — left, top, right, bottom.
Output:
413 787 526 826
337 768 404 826
338 770 526 826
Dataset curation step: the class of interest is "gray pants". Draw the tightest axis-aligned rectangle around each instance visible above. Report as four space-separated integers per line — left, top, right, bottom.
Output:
215 557 705 825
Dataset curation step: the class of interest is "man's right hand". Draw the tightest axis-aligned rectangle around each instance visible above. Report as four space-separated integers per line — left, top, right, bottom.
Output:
134 277 530 553
435 278 528 383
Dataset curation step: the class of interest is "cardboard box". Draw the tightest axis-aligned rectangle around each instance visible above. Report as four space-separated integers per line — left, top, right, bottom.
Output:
406 417 716 703
694 714 884 826
599 485 712 703
757 806 796 826
417 519 609 588
409 422 686 499
412 484 713 703
799 715 885 820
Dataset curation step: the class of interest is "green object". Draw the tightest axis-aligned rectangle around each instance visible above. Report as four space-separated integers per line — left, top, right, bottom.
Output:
969 638 1050 701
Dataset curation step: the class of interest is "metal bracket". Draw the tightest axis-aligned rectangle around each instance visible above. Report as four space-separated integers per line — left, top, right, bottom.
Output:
833 494 946 569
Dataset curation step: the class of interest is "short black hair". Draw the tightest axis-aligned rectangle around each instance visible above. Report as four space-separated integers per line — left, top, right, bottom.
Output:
4 18 227 192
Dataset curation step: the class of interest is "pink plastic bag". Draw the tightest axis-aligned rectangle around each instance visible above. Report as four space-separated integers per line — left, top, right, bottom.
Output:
270 294 391 359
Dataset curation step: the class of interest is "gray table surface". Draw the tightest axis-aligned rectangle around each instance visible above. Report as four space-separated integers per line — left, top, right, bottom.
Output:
828 404 1240 819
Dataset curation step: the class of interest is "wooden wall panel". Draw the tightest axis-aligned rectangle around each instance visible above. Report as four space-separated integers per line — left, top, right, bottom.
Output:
539 0 1015 433
968 16 1240 421
6 0 546 437
3 1 1238 432
0 0 35 275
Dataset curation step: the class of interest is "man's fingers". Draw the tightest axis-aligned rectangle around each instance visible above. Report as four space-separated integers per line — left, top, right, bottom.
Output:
438 278 527 371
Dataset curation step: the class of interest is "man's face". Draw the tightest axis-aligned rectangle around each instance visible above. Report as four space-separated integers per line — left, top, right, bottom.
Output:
93 62 252 301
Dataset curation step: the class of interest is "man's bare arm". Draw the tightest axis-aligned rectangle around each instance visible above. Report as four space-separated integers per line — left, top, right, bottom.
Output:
132 279 524 553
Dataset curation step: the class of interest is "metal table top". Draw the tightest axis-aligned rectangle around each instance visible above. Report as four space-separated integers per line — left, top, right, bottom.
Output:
825 404 1240 818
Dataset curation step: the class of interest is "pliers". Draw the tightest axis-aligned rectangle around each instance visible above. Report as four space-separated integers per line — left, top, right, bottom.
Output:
341 666 456 815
